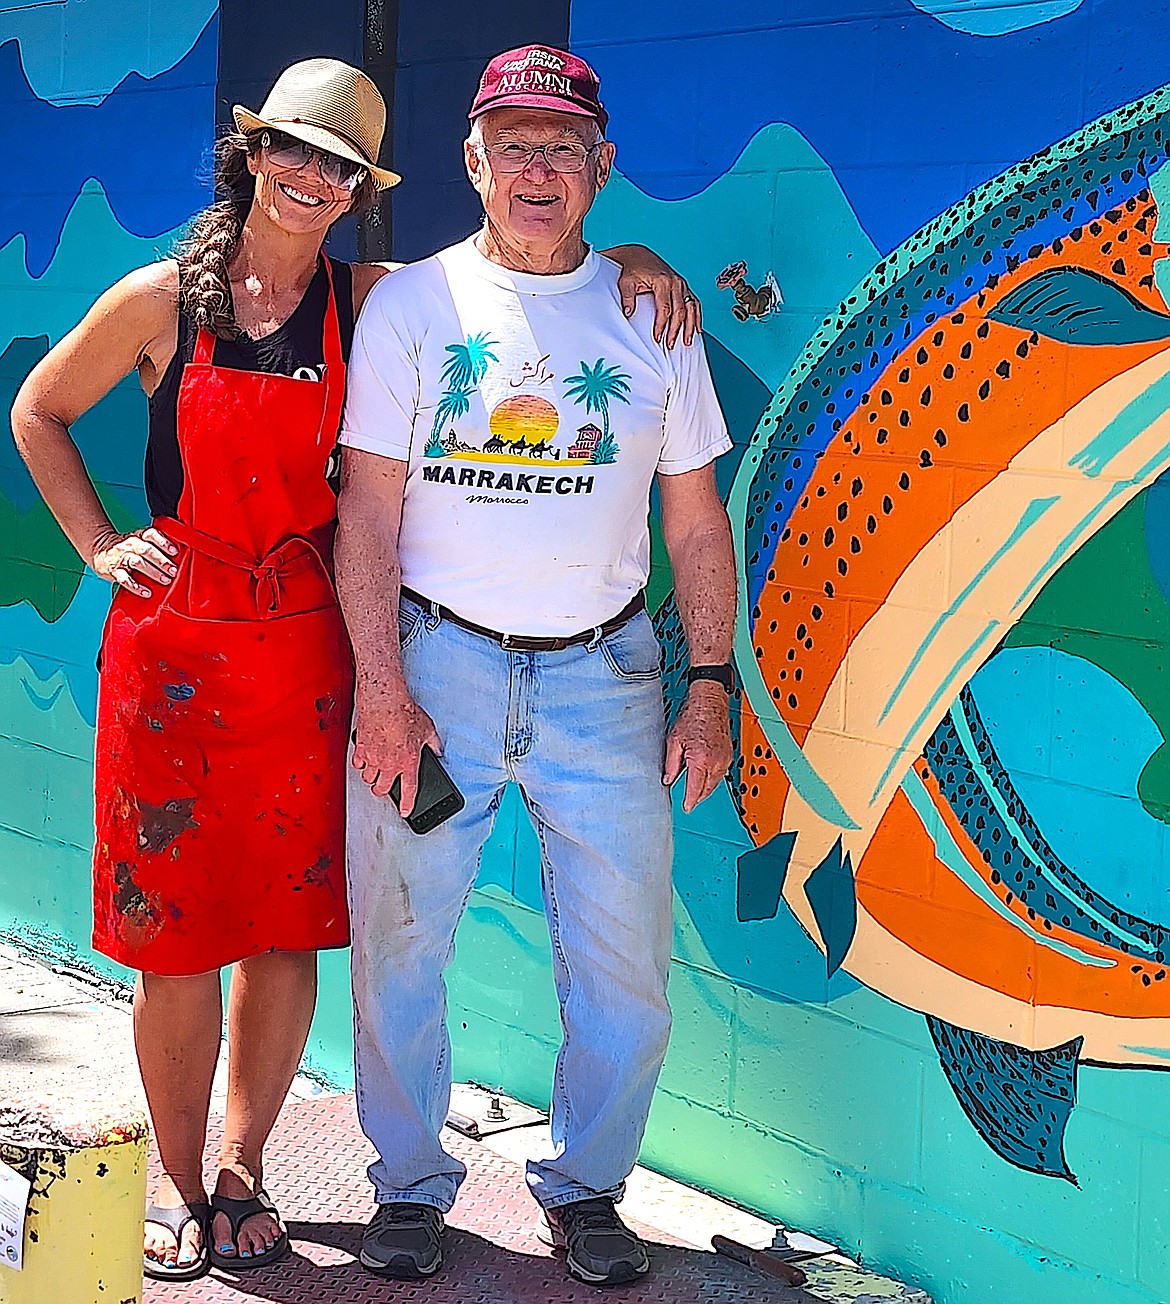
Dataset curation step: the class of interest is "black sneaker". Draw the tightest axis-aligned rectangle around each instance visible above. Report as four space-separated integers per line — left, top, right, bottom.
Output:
542 1197 650 1286
359 1202 444 1278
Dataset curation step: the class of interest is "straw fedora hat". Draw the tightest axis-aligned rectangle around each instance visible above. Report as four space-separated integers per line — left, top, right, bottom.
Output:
234 58 401 190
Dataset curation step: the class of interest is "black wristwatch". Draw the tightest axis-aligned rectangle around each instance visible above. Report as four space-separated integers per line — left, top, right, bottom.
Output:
686 663 735 693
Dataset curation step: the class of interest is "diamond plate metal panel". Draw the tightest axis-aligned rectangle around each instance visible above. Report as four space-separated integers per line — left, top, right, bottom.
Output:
139 1094 842 1302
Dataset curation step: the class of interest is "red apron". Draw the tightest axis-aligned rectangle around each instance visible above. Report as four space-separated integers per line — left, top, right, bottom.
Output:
93 263 353 975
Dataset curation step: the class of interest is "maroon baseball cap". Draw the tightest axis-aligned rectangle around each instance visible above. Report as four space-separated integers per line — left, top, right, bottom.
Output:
469 44 608 133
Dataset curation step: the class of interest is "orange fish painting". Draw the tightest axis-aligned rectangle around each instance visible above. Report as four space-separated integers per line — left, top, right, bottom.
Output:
659 84 1170 1178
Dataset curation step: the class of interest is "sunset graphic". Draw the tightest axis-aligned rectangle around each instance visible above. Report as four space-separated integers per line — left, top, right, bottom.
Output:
488 394 560 444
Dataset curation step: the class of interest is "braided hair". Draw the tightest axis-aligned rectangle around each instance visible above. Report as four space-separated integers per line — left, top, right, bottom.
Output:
176 130 378 339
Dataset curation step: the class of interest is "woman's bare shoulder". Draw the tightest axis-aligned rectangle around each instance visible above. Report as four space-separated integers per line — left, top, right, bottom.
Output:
88 260 179 337
122 259 179 311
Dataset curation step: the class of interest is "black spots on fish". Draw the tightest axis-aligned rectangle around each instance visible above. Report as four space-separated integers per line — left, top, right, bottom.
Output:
934 428 948 448
876 428 889 445
836 501 849 522
898 472 911 492
957 402 971 423
919 450 934 468
865 514 878 534
880 389 893 405
916 346 929 365
920 385 932 408
837 557 848 576
825 525 836 546
1113 257 1127 276
882 494 894 514
978 380 991 401
933 329 945 348
996 360 1011 379
898 409 911 428
960 341 973 361
942 362 956 381
781 590 792 603
851 477 863 497
1016 338 1031 360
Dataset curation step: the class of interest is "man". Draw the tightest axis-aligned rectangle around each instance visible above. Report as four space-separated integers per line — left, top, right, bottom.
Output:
335 43 736 1288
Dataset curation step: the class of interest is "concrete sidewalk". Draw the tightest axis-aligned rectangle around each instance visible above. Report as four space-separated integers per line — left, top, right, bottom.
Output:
0 942 931 1303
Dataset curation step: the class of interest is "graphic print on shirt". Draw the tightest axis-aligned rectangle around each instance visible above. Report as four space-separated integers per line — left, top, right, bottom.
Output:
423 335 632 470
423 332 499 458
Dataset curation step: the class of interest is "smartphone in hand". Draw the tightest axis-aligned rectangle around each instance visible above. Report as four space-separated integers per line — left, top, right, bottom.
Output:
390 744 464 834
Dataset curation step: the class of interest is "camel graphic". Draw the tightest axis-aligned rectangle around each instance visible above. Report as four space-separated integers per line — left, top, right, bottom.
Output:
483 433 506 454
507 435 529 455
526 439 552 458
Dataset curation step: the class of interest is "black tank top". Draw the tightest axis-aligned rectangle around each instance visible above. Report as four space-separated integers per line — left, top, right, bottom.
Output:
146 257 355 518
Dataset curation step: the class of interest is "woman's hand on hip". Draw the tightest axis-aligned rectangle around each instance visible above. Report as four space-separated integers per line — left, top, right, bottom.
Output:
352 689 443 814
90 526 178 598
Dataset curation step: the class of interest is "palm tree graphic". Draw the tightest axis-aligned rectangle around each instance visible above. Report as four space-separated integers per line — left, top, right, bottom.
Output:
424 332 498 457
564 358 631 465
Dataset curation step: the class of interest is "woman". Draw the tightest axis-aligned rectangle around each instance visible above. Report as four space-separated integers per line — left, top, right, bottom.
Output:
10 58 701 1281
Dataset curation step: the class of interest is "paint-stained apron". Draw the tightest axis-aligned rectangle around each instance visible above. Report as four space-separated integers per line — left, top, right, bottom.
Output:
92 263 353 975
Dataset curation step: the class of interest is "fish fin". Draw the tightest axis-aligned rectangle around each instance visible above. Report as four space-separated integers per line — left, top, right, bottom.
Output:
804 836 857 975
987 265 1170 346
736 832 796 921
927 1017 1081 1182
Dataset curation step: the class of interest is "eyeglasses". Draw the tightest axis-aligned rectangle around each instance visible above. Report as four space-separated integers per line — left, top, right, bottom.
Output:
260 130 368 192
478 140 600 174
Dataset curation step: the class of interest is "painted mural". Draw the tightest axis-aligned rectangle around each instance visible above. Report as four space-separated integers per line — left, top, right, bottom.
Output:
7 3 1170 1303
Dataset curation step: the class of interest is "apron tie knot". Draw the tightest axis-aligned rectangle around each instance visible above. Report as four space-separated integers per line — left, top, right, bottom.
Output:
253 562 282 615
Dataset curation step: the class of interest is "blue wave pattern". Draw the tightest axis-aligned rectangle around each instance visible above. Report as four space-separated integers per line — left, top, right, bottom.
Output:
571 0 1170 253
0 16 216 276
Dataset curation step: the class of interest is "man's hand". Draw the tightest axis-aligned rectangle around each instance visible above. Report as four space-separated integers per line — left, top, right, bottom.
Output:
662 681 733 813
352 687 442 815
604 244 702 347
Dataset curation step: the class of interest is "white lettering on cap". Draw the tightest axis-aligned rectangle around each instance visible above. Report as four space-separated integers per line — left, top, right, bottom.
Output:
501 49 566 73
497 69 572 96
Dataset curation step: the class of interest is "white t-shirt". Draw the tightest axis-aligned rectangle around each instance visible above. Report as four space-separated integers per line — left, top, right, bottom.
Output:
339 235 732 635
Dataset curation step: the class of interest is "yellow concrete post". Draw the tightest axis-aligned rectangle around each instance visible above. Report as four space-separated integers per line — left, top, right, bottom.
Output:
0 1097 149 1304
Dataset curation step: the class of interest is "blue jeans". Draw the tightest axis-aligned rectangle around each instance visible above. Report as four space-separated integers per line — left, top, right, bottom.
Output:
346 594 674 1212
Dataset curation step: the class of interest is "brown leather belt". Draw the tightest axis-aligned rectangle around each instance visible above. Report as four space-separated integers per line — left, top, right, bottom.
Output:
400 587 645 652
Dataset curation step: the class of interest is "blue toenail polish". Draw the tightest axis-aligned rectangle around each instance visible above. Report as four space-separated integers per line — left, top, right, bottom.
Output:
241 1250 252 1258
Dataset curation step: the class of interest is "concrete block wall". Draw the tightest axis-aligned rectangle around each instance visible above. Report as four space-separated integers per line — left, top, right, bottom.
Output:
5 3 1170 1303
